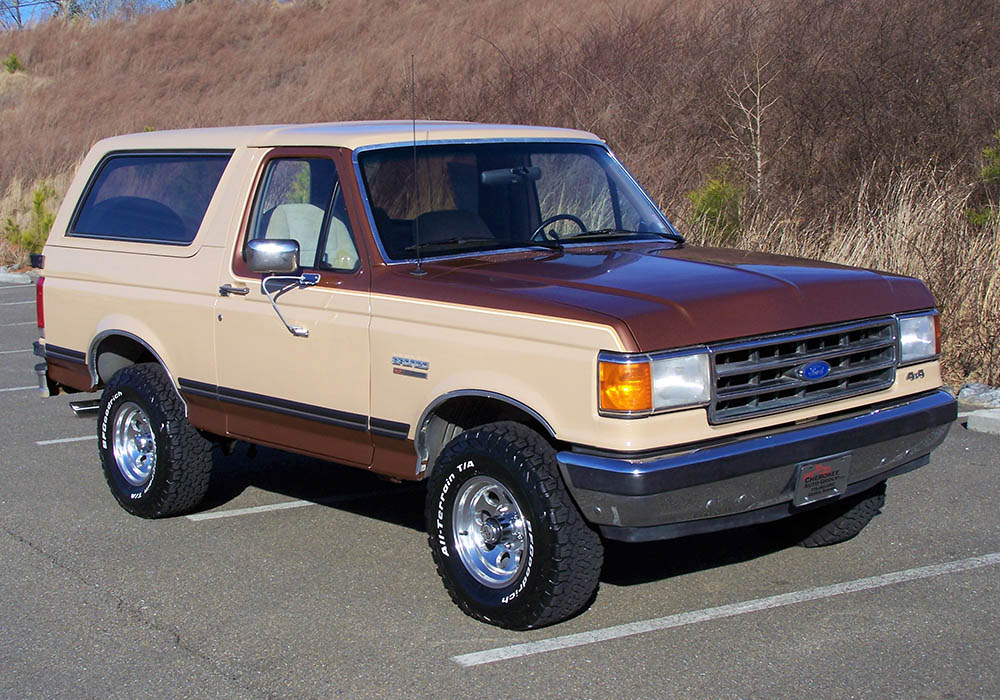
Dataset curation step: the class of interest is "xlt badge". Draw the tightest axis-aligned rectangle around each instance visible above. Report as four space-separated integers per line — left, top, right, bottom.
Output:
392 356 429 379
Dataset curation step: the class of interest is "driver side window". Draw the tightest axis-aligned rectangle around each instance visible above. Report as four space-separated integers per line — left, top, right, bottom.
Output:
249 157 359 271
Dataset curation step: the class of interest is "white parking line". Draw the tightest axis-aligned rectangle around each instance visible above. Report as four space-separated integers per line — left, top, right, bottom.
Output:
36 435 96 445
453 552 1000 667
187 487 418 521
188 499 316 521
0 300 34 306
0 385 36 393
1 321 36 327
0 349 32 354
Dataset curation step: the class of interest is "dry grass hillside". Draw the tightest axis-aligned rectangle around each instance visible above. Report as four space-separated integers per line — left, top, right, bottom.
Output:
1 0 998 383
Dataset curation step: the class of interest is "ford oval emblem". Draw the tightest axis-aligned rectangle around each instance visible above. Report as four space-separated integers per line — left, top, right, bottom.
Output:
797 360 832 381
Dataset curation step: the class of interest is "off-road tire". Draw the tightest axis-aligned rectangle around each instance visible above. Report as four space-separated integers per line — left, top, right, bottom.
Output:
426 421 604 629
98 362 212 518
794 481 887 548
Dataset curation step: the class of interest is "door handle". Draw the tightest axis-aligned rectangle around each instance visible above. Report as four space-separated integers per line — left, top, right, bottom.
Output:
219 284 250 297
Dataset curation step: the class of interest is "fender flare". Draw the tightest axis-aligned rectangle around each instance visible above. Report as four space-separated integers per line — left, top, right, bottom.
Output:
414 389 557 474
88 329 188 413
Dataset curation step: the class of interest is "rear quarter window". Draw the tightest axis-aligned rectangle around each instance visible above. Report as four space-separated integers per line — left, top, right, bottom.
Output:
71 152 232 245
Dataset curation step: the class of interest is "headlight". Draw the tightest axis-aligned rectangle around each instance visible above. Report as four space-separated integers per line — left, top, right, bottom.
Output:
898 312 939 365
599 348 711 417
651 351 712 407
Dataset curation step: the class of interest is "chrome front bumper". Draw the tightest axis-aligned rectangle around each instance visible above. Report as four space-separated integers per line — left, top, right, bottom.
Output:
557 390 956 542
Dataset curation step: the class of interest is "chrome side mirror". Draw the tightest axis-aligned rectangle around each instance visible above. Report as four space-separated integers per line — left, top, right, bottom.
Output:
244 238 319 338
246 238 300 274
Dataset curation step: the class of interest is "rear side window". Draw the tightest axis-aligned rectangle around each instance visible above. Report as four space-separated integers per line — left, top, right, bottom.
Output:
71 152 232 245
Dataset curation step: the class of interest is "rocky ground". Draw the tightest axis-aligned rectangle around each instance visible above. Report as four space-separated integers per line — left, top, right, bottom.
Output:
957 383 1000 408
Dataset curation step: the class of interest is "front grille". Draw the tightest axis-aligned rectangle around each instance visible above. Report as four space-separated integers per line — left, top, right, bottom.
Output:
709 318 897 424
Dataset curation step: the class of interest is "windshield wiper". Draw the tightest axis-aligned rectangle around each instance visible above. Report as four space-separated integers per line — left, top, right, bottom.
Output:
573 228 685 244
524 239 563 252
405 236 565 254
404 237 505 252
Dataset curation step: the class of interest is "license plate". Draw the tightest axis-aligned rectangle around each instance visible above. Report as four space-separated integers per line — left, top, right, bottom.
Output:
793 453 851 507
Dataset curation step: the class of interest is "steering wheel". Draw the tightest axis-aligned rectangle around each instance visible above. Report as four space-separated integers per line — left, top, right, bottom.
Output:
530 213 586 241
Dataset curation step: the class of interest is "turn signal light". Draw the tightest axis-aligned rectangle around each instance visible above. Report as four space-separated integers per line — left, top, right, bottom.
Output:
599 360 652 413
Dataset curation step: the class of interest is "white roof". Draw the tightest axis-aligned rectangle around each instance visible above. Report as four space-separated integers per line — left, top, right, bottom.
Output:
92 120 604 152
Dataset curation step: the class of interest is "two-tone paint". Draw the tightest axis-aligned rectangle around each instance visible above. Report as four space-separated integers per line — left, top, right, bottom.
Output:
36 122 955 533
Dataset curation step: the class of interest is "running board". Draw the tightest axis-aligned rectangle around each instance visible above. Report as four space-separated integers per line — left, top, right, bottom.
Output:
69 399 100 416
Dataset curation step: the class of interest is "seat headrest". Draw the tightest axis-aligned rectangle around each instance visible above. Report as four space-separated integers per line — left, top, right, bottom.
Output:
263 203 325 240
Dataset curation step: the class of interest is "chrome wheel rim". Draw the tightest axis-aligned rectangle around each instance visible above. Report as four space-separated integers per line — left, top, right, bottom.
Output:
112 401 156 487
452 476 528 588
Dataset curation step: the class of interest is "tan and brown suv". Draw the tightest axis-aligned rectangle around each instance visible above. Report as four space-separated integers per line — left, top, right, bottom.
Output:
33 121 956 629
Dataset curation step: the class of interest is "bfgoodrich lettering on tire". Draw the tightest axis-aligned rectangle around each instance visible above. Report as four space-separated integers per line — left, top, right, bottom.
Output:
425 421 604 629
98 363 212 518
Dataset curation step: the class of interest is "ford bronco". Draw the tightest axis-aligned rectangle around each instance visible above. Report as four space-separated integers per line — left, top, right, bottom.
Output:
32 121 956 629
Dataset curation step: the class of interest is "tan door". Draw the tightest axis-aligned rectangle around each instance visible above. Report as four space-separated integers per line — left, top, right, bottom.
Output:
214 148 373 467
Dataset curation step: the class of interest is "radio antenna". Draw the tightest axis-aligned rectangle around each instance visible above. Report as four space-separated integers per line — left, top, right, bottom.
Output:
410 54 427 276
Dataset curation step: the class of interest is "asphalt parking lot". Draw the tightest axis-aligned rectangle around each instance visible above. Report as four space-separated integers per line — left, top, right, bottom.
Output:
1 278 998 700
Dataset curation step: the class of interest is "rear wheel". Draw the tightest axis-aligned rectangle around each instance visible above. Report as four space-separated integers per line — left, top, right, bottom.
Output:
426 421 603 629
98 363 212 518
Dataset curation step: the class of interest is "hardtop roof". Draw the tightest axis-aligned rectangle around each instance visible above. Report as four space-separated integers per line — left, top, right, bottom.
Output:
91 120 604 153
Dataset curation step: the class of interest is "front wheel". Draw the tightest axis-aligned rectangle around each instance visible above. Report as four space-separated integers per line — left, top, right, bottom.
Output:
426 421 604 629
98 363 213 518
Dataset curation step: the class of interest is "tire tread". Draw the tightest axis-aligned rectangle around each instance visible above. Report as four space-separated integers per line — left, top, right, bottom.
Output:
796 482 887 548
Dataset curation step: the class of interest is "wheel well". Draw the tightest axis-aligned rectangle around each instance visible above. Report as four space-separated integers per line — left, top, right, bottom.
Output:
419 395 554 476
93 334 158 385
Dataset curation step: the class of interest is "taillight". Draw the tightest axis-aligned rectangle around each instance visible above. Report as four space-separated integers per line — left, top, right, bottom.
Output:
36 276 44 330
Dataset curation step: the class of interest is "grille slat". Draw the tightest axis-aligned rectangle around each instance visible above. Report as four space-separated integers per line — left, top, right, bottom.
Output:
716 359 898 402
714 337 897 377
709 318 897 424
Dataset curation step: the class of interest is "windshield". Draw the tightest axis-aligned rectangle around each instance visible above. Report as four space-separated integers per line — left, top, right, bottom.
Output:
357 142 674 261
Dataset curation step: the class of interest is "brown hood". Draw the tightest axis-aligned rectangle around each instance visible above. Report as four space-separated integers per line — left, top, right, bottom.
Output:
372 243 936 352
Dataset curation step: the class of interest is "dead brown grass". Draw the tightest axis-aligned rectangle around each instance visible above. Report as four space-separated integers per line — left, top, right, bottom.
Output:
689 166 1000 385
0 0 997 382
0 235 29 270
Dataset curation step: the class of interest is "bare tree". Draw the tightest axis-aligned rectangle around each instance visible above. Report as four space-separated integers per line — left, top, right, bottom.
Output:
1 0 68 28
1 0 25 28
721 42 784 205
1 0 166 27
